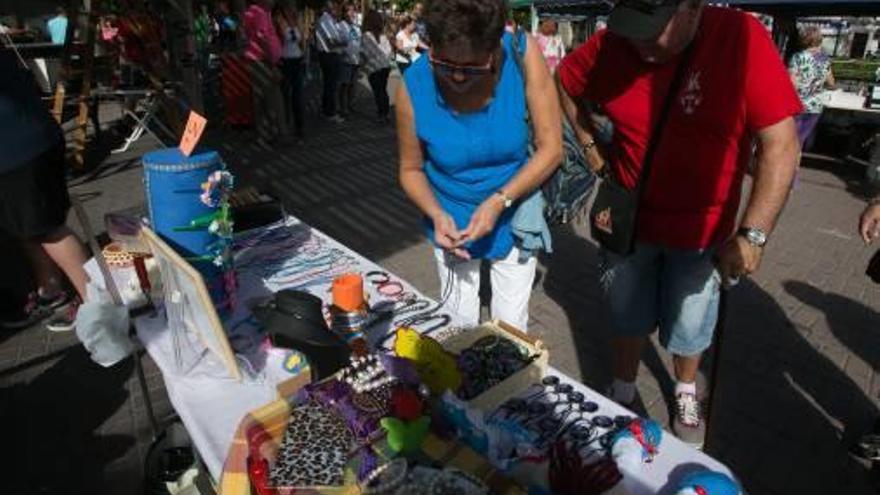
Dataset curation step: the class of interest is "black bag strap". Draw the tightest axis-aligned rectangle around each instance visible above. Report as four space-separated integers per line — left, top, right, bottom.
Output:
634 42 696 201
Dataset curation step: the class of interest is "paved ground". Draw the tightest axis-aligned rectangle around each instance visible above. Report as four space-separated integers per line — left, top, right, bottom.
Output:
1 73 878 494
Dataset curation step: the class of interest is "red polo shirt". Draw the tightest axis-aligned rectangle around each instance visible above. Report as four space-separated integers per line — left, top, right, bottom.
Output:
558 6 802 249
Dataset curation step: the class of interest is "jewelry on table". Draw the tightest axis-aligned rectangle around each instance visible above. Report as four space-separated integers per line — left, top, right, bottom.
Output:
340 354 397 393
361 458 409 495
458 334 532 400
427 468 489 495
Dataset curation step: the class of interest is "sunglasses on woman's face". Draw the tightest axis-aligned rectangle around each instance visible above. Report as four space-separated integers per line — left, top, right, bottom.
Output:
429 52 494 79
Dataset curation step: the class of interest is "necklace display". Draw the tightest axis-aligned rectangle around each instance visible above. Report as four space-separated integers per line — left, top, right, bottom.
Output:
341 354 397 393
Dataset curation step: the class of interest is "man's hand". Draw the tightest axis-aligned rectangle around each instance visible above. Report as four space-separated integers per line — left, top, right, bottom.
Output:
431 212 469 260
460 196 505 250
860 202 880 245
716 236 763 287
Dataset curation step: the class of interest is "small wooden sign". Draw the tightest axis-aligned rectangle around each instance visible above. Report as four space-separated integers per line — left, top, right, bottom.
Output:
179 110 207 157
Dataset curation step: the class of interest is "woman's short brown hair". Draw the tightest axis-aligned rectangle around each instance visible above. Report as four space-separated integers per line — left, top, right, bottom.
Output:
424 0 507 54
800 26 823 49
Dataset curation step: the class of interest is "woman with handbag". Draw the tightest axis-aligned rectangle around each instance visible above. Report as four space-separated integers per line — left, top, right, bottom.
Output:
396 0 562 331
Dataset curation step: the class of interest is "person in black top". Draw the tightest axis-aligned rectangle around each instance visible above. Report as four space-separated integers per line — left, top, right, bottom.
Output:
0 50 89 332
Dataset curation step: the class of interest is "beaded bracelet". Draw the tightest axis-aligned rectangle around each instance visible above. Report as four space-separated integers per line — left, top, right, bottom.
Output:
102 242 134 268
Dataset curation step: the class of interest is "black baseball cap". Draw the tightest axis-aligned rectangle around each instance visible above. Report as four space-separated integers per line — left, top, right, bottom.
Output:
607 0 683 41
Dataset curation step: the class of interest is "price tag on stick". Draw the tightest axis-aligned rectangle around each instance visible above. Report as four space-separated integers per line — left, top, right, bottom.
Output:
179 110 207 156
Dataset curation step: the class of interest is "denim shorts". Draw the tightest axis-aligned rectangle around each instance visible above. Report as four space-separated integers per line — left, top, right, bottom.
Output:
598 243 722 356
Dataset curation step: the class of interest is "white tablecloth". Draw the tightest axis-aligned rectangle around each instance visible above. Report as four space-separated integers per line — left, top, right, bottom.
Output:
109 216 733 491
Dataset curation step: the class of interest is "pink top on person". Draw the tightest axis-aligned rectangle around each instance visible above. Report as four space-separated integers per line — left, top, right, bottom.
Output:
243 3 281 64
535 32 565 73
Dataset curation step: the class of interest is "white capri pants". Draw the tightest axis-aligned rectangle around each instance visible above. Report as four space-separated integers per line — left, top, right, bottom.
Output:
433 246 537 331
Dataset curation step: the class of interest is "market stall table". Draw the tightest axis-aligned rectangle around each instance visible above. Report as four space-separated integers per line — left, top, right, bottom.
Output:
822 89 880 186
94 216 734 492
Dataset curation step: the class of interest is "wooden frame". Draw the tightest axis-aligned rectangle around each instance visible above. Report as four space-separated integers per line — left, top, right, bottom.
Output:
140 226 241 380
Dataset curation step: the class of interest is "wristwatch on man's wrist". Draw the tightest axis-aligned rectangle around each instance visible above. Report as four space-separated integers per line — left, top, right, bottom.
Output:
737 226 768 247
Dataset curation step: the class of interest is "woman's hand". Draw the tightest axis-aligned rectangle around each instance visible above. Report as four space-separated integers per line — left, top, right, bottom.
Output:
461 196 505 248
860 201 880 245
432 212 470 260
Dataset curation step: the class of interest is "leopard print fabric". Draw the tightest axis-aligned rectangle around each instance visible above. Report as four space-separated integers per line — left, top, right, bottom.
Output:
269 401 355 487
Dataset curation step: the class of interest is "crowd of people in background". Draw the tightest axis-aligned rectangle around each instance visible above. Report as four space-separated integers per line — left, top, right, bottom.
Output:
229 0 434 137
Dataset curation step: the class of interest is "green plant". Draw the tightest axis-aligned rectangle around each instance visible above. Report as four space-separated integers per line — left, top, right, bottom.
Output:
832 59 880 82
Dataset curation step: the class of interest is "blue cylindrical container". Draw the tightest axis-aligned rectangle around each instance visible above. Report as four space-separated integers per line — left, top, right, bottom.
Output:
143 148 222 257
143 148 227 306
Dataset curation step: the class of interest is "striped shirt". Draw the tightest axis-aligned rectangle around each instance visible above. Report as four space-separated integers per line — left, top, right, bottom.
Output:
315 12 348 54
361 32 391 74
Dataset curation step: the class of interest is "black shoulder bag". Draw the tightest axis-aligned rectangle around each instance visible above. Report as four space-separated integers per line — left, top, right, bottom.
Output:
590 45 694 255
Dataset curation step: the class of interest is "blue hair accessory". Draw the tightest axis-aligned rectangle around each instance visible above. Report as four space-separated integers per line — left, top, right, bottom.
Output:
675 470 742 495
610 418 662 469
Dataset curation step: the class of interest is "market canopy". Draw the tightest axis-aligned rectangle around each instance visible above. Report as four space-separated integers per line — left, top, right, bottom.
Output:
509 0 611 18
510 0 880 17
721 0 880 16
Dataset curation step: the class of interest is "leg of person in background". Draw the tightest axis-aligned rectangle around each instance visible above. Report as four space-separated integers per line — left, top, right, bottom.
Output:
433 248 481 327
346 64 359 114
377 67 391 122
337 63 352 118
792 112 819 189
367 69 384 123
795 112 821 152
488 246 537 331
250 60 270 142
290 57 306 138
280 58 295 129
319 51 338 118
330 54 345 122
267 64 287 137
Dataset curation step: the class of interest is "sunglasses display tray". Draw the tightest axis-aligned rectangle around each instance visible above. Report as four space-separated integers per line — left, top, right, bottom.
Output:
438 320 549 413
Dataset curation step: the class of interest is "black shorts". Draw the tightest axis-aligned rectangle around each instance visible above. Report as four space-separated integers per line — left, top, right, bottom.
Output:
0 143 70 240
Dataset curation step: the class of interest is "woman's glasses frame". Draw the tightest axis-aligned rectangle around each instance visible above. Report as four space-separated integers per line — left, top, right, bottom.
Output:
429 52 495 79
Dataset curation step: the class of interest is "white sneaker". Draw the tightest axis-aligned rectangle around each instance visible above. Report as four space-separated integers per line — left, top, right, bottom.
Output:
671 392 706 449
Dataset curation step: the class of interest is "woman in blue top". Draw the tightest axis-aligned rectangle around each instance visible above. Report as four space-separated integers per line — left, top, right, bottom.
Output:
396 0 562 330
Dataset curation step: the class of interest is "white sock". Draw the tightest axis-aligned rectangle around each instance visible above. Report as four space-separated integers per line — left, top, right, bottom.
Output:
610 378 636 404
675 381 697 397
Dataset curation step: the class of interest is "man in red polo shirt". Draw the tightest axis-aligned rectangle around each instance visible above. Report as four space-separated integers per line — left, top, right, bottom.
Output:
557 0 801 447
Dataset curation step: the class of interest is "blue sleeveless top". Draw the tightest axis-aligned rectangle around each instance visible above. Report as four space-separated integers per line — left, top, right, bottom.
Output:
404 31 528 259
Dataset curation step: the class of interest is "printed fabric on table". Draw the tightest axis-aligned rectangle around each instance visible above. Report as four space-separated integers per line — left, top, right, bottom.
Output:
269 401 355 487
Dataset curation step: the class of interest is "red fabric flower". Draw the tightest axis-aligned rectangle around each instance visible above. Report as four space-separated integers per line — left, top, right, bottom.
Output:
390 387 423 421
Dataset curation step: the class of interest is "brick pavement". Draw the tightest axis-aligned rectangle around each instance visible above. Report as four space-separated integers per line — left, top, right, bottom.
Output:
0 73 878 494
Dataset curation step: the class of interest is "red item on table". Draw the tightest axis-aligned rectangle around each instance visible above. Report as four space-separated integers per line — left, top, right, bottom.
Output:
390 387 423 422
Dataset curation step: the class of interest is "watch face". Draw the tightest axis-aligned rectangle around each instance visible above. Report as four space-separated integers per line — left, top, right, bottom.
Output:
747 229 767 246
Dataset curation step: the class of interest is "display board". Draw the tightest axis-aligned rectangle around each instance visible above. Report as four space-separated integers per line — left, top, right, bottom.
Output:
141 226 241 380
